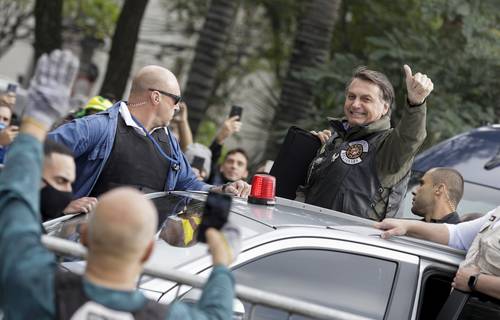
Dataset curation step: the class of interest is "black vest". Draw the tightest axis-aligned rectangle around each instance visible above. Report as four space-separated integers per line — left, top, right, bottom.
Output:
54 271 168 320
304 128 409 221
91 116 171 196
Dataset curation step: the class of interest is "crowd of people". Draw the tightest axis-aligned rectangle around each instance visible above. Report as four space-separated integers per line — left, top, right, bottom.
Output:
0 48 498 319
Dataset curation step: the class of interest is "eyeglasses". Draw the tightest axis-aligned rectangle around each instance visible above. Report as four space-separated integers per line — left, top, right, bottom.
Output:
148 88 182 105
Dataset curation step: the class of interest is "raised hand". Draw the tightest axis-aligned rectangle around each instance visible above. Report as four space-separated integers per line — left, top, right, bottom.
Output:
404 64 434 106
25 50 79 129
0 125 19 146
216 116 242 144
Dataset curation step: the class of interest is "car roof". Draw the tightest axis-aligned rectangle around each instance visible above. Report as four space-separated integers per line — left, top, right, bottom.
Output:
412 124 500 189
144 191 465 271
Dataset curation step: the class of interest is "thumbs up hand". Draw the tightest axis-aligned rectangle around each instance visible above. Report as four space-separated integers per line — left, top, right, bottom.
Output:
404 64 434 106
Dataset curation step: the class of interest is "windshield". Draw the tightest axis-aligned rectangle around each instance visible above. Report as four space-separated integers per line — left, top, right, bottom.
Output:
47 193 206 248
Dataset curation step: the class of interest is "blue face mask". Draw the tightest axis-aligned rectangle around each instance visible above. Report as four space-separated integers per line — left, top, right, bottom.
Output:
0 123 5 131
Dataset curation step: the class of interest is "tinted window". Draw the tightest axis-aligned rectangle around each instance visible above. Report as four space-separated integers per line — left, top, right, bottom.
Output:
457 295 500 320
233 249 397 320
412 128 500 188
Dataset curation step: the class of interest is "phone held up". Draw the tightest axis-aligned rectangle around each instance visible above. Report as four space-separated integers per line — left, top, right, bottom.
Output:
191 156 205 172
197 191 232 243
229 105 243 121
6 83 17 94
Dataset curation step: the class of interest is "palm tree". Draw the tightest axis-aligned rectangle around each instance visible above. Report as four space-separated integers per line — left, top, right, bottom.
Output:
265 0 341 159
99 0 149 99
183 0 239 135
34 0 62 61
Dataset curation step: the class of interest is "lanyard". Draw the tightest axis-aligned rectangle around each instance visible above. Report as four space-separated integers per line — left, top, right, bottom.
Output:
131 115 180 171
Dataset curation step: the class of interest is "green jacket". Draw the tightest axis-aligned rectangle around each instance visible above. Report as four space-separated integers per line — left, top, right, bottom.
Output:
305 102 427 220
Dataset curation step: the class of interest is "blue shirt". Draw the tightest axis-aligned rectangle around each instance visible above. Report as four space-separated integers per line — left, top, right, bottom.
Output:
48 102 210 198
0 134 234 319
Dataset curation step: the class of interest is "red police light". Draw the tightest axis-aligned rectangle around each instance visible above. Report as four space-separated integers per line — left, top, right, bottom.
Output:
248 174 276 205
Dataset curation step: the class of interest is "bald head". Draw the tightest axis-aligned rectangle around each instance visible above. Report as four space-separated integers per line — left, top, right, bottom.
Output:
130 65 180 97
87 187 158 262
428 167 464 209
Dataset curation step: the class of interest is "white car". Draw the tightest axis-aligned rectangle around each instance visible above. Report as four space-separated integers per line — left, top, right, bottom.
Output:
48 191 500 320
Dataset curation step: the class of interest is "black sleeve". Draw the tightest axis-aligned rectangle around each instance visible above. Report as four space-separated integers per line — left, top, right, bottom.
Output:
209 140 223 171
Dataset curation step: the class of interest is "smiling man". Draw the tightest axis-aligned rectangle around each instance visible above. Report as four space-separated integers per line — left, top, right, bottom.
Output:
304 65 433 221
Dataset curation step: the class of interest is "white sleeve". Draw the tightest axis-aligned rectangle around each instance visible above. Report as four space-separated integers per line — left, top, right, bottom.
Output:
446 208 496 250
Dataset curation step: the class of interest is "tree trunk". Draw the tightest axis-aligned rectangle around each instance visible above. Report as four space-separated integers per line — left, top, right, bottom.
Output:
34 0 62 61
265 0 341 159
183 0 239 135
99 0 149 99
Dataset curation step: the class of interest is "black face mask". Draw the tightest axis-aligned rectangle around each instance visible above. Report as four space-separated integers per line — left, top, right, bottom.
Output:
40 179 73 221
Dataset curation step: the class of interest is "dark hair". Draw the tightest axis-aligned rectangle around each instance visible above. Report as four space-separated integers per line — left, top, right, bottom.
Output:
224 148 249 164
346 66 395 109
44 140 73 158
429 167 464 208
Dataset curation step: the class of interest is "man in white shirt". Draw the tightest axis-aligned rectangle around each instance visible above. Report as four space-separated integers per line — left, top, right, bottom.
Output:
375 207 500 299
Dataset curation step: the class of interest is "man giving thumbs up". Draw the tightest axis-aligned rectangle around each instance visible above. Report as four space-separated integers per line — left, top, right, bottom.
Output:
305 65 433 221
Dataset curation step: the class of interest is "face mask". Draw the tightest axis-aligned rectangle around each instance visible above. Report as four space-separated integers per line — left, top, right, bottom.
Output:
40 179 73 221
0 123 5 131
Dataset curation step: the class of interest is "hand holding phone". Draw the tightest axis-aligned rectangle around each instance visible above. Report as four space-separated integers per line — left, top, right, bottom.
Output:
229 105 243 121
191 156 205 172
197 191 232 243
7 83 17 94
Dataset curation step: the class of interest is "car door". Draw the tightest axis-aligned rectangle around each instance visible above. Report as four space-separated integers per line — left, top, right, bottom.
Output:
435 291 500 320
162 235 420 320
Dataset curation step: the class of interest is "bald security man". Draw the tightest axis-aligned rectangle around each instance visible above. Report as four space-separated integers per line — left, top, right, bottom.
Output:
48 65 249 199
410 167 464 224
0 50 236 319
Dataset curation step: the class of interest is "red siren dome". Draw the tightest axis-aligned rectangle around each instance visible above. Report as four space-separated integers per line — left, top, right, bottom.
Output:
248 174 276 205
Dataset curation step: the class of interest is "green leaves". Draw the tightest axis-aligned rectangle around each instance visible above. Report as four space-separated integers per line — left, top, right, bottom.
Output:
300 0 500 148
63 0 120 40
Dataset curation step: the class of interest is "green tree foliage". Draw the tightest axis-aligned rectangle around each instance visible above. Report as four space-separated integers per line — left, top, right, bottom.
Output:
182 0 240 135
264 0 341 159
99 0 149 99
161 0 303 157
35 0 63 61
63 0 120 41
301 0 500 148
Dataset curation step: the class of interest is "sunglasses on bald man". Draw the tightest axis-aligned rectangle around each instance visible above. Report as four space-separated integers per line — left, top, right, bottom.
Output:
148 88 182 105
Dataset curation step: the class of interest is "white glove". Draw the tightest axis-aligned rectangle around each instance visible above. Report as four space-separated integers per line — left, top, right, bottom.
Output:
24 50 79 128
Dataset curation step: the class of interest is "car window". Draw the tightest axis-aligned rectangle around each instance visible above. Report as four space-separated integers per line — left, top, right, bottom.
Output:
232 249 397 320
457 295 500 320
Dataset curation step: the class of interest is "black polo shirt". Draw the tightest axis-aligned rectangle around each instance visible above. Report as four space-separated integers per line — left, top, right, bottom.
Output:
422 212 461 224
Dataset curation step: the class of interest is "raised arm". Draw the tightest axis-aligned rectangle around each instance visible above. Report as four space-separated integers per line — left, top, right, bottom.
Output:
377 65 433 179
166 228 237 320
0 50 79 319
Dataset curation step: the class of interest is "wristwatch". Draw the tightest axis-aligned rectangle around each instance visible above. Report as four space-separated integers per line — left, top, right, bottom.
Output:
467 273 480 291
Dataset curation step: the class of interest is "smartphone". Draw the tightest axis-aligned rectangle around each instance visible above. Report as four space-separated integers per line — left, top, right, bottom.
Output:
6 83 17 93
191 156 205 172
196 191 232 243
229 105 243 121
